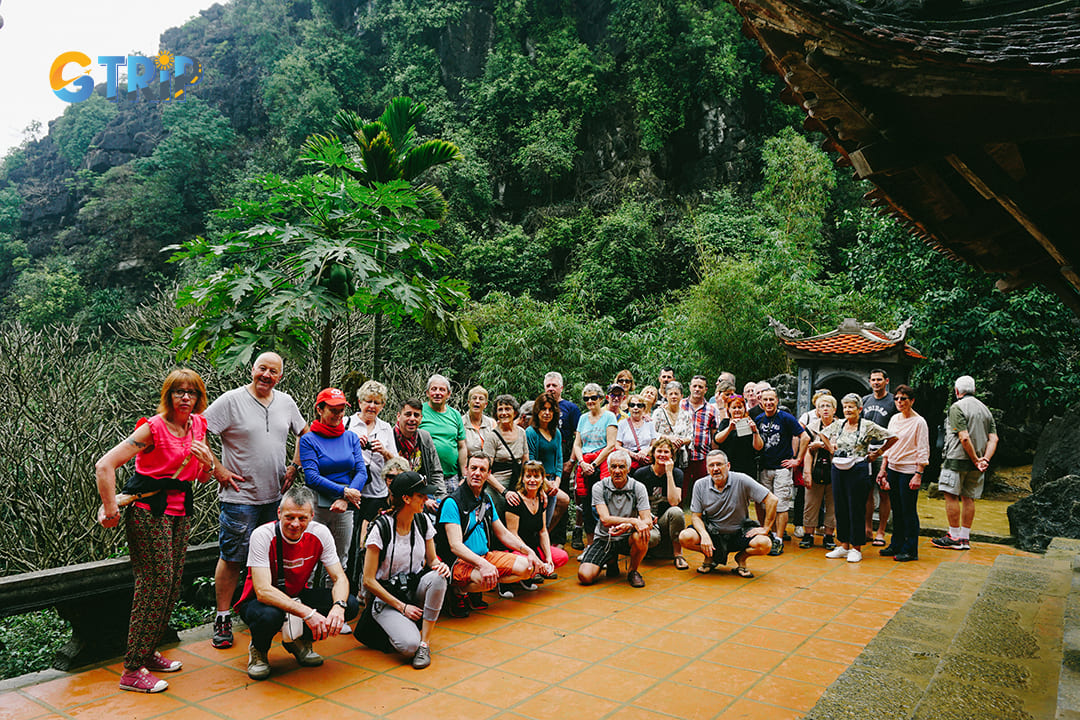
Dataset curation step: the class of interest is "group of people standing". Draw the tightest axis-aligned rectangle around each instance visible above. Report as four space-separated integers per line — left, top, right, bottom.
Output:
94 354 997 695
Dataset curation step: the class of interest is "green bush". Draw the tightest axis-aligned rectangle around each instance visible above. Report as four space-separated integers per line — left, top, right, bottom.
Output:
0 609 70 679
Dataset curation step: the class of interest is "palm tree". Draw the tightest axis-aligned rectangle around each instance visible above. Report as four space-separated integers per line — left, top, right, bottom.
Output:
302 98 463 380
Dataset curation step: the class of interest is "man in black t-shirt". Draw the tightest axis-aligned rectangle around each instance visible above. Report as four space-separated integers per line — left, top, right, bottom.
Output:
633 439 689 569
861 368 897 546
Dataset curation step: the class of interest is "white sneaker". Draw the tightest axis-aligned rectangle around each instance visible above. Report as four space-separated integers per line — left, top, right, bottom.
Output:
794 526 805 538
825 547 848 559
847 548 863 563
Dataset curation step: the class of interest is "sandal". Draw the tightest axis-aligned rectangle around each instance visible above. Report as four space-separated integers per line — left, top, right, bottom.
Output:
731 566 754 578
872 537 887 547
674 556 690 570
697 561 716 574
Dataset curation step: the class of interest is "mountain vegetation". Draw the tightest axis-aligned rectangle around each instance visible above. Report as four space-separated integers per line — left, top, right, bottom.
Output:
1 0 1077 574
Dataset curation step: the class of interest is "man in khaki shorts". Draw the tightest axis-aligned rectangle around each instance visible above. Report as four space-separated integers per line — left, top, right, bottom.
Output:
932 375 998 551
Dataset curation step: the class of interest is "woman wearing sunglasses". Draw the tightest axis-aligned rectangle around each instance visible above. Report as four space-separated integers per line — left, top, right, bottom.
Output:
617 394 655 471
572 383 618 549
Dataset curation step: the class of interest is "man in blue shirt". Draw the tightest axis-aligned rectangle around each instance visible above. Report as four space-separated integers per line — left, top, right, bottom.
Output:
755 389 808 554
438 455 542 617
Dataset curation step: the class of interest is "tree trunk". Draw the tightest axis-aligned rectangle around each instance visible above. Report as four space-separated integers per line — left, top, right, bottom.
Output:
320 319 333 389
372 311 383 381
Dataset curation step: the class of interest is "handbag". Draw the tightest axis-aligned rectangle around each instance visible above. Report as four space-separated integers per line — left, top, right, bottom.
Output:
492 428 523 487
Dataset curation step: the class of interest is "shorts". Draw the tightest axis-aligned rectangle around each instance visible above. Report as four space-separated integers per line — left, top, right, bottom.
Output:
219 501 279 563
579 532 657 567
938 468 984 499
758 468 793 513
451 550 520 587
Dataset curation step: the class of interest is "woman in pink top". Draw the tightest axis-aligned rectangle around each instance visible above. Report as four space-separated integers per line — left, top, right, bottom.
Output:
877 384 929 562
95 369 219 694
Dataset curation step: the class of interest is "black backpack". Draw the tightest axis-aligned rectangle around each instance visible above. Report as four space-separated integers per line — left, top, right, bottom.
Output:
354 511 429 652
434 485 492 564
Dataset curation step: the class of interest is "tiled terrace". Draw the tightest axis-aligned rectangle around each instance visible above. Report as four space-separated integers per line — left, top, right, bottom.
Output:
0 538 1032 720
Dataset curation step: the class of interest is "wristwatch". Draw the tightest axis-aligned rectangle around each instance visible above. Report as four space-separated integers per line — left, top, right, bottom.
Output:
333 600 348 610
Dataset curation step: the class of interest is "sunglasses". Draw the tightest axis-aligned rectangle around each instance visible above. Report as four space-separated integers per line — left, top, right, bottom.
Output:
584 394 603 402
628 402 645 409
617 379 632 385
895 396 912 402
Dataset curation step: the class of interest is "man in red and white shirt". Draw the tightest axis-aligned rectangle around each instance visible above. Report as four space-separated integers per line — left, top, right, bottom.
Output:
236 486 359 680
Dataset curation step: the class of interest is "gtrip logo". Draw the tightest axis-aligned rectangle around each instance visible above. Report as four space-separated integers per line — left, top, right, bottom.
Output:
50 50 202 104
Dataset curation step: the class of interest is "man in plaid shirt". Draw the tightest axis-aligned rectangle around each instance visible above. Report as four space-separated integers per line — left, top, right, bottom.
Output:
680 375 720 500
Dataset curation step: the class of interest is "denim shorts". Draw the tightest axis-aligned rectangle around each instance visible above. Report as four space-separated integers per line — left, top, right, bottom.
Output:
219 501 279 562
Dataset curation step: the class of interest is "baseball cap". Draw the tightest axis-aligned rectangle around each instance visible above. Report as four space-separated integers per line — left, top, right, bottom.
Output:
390 471 439 497
316 387 349 407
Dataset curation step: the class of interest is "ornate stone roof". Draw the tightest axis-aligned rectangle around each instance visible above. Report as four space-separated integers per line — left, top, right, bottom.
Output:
728 0 1080 315
770 316 926 360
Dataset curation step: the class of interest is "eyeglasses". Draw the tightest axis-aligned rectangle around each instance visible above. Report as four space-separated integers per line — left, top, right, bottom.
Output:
617 379 632 386
584 394 603 401
171 389 200 398
628 402 645 409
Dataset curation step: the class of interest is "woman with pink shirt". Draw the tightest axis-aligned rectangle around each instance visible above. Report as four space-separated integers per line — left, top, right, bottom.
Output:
95 369 218 693
877 384 929 562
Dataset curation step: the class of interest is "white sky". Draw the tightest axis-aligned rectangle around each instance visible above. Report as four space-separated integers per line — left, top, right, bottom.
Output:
0 0 220 155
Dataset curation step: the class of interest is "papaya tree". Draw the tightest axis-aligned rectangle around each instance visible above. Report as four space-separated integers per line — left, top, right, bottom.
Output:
302 97 462 378
169 97 472 387
169 174 473 387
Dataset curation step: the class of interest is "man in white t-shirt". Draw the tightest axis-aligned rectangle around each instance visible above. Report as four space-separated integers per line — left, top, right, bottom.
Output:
235 486 358 680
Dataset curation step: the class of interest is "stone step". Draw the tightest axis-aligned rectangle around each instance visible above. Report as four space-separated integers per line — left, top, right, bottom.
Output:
1049 538 1080 720
806 549 1075 720
911 553 1070 720
805 562 990 720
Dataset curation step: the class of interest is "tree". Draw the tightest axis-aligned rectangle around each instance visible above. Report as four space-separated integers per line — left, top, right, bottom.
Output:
302 97 464 378
169 174 474 387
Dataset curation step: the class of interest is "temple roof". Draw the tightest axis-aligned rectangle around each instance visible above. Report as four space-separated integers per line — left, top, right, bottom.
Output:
770 316 926 361
728 0 1080 315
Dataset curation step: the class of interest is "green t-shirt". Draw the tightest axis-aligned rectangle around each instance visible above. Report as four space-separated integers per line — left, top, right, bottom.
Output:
942 395 997 472
420 403 466 476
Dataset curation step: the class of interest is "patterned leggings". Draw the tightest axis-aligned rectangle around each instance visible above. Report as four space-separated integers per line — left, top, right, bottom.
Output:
124 507 189 670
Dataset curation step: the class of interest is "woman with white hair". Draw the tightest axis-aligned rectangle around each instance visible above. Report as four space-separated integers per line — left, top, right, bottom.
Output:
819 393 896 563
346 380 397 586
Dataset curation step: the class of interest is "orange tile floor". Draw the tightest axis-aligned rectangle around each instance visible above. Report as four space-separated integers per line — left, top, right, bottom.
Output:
0 537 1032 720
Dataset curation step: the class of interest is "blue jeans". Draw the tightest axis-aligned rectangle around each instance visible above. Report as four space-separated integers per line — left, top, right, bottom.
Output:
219 501 279 563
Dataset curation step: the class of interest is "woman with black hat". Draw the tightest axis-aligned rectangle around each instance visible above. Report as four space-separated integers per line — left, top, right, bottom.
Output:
361 471 451 669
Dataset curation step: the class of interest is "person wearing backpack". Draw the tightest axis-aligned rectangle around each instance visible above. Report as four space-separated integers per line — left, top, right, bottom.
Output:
360 471 451 669
437 455 544 618
800 393 838 551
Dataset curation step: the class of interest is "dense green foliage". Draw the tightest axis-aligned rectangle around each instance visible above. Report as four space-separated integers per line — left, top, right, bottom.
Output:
0 0 1075 588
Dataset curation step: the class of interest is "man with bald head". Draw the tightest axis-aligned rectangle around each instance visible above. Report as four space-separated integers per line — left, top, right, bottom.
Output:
204 352 310 649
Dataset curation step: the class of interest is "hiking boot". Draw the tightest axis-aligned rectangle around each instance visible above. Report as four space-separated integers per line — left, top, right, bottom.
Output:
247 644 271 680
448 592 470 618
799 535 814 549
571 527 585 550
469 592 489 610
769 536 784 556
283 637 323 667
212 614 233 649
823 535 836 550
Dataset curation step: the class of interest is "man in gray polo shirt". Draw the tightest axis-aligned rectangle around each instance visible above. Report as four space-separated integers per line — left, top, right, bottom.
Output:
204 352 309 649
679 449 777 577
578 450 654 588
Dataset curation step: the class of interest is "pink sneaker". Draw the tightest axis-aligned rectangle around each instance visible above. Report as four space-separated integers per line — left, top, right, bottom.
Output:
119 667 168 693
145 652 183 673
